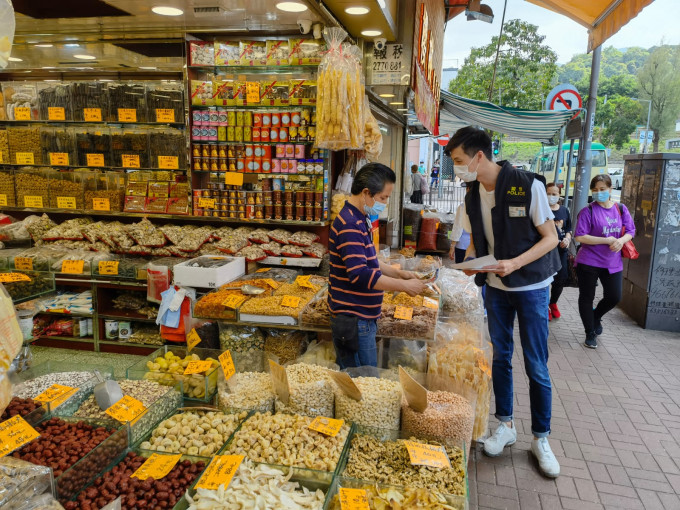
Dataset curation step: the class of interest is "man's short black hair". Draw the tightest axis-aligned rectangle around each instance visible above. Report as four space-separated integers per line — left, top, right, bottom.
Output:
444 126 493 161
351 163 396 196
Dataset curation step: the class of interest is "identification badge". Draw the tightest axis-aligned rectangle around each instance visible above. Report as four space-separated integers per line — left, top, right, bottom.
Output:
509 206 527 218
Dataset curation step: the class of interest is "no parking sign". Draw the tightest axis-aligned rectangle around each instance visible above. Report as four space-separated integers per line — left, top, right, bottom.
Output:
545 84 582 112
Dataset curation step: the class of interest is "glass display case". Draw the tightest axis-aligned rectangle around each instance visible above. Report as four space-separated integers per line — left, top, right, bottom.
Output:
107 82 147 123
111 127 149 169
47 169 85 210
2 82 39 121
7 126 42 165
41 126 76 167
75 126 112 167
84 171 126 212
71 81 108 122
146 81 185 124
37 82 73 121
15 167 49 208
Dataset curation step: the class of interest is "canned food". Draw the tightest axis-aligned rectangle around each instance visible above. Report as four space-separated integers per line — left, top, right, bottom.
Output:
315 192 324 206
274 204 283 220
227 126 235 142
295 205 304 221
218 109 228 125
270 128 278 142
254 145 264 158
252 127 261 142
291 111 301 126
201 111 210 124
295 144 306 159
245 157 254 173
272 158 281 172
209 109 219 125
245 145 255 158
261 145 272 159
288 159 297 173
285 144 295 158
256 192 264 204
284 190 294 204
289 126 298 141
228 158 236 171
202 159 209 171
260 127 270 142
285 204 294 219
281 111 291 127
264 205 273 219
235 126 243 142
227 110 236 126
314 205 322 221
237 158 245 171
254 112 263 127
262 112 271 127
280 159 289 173
218 126 226 141
306 204 314 221
219 159 227 171
279 127 288 142
273 190 283 204
275 144 285 158
219 146 227 158
301 109 311 125
244 126 252 142
193 157 202 171
244 111 253 126
236 110 244 126
308 126 316 140
271 112 280 128
253 157 262 173
261 157 272 173
298 126 308 141
192 110 202 125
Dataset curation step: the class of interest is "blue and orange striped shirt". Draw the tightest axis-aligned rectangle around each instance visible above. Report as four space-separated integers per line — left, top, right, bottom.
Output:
328 201 383 319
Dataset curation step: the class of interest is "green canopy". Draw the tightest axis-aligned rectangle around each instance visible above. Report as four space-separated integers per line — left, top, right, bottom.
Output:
439 91 581 143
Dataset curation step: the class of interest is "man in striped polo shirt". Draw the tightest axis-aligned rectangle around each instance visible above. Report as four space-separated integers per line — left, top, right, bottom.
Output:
328 163 426 368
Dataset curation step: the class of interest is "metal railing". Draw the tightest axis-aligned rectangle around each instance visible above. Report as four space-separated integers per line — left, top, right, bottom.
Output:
404 178 466 214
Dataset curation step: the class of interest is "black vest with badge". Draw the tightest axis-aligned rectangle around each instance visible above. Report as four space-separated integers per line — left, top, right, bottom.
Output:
465 161 561 288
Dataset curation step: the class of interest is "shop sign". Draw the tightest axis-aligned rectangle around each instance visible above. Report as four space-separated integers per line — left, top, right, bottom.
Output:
367 44 407 85
0 415 40 457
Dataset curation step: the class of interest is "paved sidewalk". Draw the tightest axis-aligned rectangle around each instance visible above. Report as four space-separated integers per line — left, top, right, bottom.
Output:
469 287 680 510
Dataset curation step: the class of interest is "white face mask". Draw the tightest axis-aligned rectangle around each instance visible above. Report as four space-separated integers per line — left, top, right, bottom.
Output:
548 195 560 206
453 154 479 182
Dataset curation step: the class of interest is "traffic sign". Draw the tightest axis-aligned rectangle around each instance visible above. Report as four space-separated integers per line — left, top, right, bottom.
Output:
545 83 582 112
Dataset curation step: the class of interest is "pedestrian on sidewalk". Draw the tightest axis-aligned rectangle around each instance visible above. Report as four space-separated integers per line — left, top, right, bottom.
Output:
430 159 440 190
409 164 424 204
573 175 635 349
444 126 561 479
546 182 572 321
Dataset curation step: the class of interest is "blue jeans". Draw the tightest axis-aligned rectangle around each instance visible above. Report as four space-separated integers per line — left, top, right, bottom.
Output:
334 319 378 368
486 285 552 437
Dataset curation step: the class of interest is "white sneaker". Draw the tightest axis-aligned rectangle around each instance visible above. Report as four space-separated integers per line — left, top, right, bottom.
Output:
483 421 517 457
531 437 560 478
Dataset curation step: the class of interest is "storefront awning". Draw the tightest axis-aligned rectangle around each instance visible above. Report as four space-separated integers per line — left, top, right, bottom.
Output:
439 91 580 143
526 0 654 51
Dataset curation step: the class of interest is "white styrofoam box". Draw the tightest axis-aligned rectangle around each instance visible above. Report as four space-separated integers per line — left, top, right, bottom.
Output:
172 255 245 289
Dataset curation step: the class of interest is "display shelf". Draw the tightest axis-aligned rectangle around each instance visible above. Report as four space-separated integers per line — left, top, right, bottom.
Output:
98 313 157 323
191 104 316 109
36 335 94 343
98 339 164 348
260 256 323 267
191 140 315 146
39 310 93 318
189 64 318 71
0 163 188 172
0 120 185 127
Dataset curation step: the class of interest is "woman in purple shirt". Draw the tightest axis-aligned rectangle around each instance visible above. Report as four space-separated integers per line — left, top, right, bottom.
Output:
574 175 635 349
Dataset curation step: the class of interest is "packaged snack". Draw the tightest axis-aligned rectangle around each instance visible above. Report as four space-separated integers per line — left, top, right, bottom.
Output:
214 40 240 66
266 39 290 65
289 39 324 65
239 40 267 66
191 81 214 106
289 79 317 105
260 81 289 106
212 80 235 106
190 41 215 66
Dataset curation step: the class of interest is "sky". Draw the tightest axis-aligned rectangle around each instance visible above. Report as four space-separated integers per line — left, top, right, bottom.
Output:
442 0 680 68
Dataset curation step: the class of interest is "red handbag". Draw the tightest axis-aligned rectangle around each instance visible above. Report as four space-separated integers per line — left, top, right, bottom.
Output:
615 204 639 260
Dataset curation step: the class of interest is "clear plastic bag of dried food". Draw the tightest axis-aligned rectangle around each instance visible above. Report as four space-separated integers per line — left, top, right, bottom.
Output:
217 349 278 413
298 339 336 365
235 267 299 282
219 323 265 356
263 329 308 365
437 267 483 316
0 284 23 373
15 493 66 510
383 339 428 373
0 457 54 509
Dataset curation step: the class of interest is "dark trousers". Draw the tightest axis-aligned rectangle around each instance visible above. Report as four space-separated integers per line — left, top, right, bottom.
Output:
454 247 467 264
411 190 422 204
576 263 623 334
550 279 565 305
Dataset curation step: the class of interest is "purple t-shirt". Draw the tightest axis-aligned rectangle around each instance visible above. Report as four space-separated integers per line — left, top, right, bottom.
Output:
574 202 636 273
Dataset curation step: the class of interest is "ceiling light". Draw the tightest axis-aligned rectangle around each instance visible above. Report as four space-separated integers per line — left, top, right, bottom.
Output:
74 54 96 60
397 108 409 111
361 30 382 37
65 43 80 48
139 67 157 70
276 2 308 12
389 102 402 105
44 79 59 82
8 57 22 62
345 6 369 15
42 66 55 69
151 6 184 16
35 44 53 48
379 93 395 98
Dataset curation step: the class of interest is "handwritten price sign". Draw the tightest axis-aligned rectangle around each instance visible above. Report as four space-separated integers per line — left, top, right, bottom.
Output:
195 455 244 490
131 453 181 480
0 415 40 457
403 440 451 469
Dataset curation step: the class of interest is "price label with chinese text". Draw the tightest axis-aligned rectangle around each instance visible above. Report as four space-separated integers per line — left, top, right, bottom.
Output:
423 297 439 309
34 384 78 410
155 109 176 123
0 415 40 457
14 107 31 120
0 273 31 283
158 156 179 169
263 278 279 289
280 295 300 308
61 259 85 274
50 153 70 166
131 453 182 480
198 197 215 209
186 328 201 352
86 153 105 167
255 268 270 273
219 350 235 380
295 275 317 289
225 172 244 186
184 360 214 375
14 257 33 271
16 152 35 165
393 306 413 321
92 198 110 211
246 82 260 103
23 196 43 208
118 108 137 122
0 194 6 206
339 488 370 510
195 455 244 491
48 107 66 121
98 261 119 275
57 197 77 209
222 294 247 309
84 108 102 121
308 416 344 437
121 154 140 168
105 395 147 424
403 440 451 469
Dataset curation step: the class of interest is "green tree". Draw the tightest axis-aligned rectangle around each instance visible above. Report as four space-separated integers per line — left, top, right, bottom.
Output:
449 19 558 110
597 96 642 148
638 45 680 151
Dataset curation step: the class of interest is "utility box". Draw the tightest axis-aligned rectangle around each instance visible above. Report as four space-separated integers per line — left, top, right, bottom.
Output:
619 153 680 332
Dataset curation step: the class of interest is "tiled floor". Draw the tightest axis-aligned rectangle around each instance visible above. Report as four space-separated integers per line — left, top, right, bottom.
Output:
470 287 680 510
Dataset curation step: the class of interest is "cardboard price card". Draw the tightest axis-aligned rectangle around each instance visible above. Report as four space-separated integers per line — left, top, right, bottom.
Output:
86 153 105 167
184 360 214 375
246 82 260 103
121 154 141 168
308 416 344 437
295 275 317 290
155 109 176 123
61 259 85 274
222 294 247 309
158 155 179 169
393 305 413 321
50 152 70 166
198 197 215 209
399 366 428 413
0 415 40 457
92 198 110 211
131 453 182 481
14 107 31 120
118 108 137 122
0 194 6 206
219 350 235 380
14 257 33 271
186 328 202 352
268 359 290 404
84 108 102 122
255 268 270 273
339 488 370 510
48 107 66 121
56 197 77 209
403 440 451 469
23 195 43 208
280 295 300 308
105 395 147 423
16 152 35 165
225 172 244 186
98 261 119 276
327 370 362 401
423 297 439 310
0 273 31 283
195 455 244 491
262 278 279 289
34 384 78 410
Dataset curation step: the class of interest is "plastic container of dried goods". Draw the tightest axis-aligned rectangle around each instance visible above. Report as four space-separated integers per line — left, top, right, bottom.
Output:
75 126 112 167
300 288 331 327
47 169 85 210
84 170 125 212
107 81 147 123
71 81 108 122
338 426 468 503
0 457 56 509
7 125 42 165
41 126 76 167
274 361 337 418
126 346 221 403
146 81 185 124
1 271 54 303
0 168 16 206
377 303 438 341
37 82 73 121
3 82 39 121
218 350 278 414
15 167 49 208
110 126 149 169
10 246 65 272
0 128 9 163
149 126 186 170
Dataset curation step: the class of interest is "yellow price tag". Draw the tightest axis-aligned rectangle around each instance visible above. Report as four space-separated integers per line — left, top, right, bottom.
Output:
0 194 5 206
222 294 247 309
0 415 40 457
403 440 451 469
473 347 492 377
195 455 244 491
118 108 137 122
86 153 105 167
131 453 182 481
56 197 77 209
98 261 119 275
158 156 179 169
246 82 260 103
105 395 147 424
155 109 176 123
219 350 235 380
393 305 413 321
198 197 215 209
16 152 35 165
0 151 3 164
0 273 31 283
280 295 301 308
186 328 202 352
14 257 33 271
295 275 317 290
50 152 70 166
14 107 31 120
184 360 214 375
84 108 102 122
308 416 344 437
423 297 439 309
339 488 371 510
48 107 66 121
122 154 141 168
34 384 78 410
92 198 110 211
225 172 244 186
263 278 279 289
61 259 85 274
255 268 270 273
23 196 43 208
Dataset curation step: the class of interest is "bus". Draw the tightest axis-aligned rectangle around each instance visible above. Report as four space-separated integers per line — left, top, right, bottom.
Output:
530 142 608 197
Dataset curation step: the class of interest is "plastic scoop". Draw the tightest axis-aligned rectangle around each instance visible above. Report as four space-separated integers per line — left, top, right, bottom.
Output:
241 284 266 295
93 370 124 410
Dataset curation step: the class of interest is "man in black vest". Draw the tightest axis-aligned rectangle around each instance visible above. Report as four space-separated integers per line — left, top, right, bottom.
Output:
444 127 561 478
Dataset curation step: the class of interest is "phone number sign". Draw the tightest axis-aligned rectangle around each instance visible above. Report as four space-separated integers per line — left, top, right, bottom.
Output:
367 44 407 85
